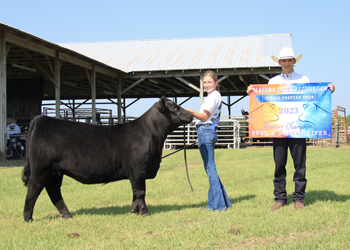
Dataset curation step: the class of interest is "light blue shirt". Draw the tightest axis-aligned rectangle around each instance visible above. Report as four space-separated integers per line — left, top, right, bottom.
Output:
268 71 310 84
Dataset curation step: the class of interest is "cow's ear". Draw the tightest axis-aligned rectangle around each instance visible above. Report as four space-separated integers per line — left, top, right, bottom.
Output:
158 96 167 112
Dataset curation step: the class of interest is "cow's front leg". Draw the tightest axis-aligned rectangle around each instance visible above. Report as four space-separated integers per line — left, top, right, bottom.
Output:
130 179 149 216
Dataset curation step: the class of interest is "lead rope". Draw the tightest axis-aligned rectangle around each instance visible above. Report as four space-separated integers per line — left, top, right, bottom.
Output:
161 125 195 191
183 125 193 191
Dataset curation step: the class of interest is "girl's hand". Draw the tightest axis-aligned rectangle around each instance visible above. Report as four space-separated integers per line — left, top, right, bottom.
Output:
246 85 253 95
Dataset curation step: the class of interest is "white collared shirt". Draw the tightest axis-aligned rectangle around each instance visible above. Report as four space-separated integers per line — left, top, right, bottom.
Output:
268 71 310 84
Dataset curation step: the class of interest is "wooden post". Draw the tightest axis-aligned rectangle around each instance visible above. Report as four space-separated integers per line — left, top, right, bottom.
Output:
228 95 231 118
55 51 61 118
91 64 96 124
0 30 6 161
199 74 204 105
117 76 122 124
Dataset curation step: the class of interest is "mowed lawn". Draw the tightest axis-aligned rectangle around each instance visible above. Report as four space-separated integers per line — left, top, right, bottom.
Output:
0 146 349 249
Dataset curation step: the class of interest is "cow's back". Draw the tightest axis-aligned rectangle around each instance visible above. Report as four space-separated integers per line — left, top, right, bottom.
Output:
27 116 131 183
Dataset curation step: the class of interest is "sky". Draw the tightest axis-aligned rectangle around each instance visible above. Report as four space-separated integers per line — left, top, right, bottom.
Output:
2 0 350 118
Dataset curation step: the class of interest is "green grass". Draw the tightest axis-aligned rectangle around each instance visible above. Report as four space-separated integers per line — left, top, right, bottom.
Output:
1 146 350 249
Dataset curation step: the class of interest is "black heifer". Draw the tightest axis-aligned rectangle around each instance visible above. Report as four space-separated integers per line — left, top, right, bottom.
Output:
22 96 193 222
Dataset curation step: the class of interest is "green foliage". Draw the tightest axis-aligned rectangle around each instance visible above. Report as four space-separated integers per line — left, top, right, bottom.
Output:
1 147 350 249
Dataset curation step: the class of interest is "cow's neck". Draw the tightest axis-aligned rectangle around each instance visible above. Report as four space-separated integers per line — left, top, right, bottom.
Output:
141 108 171 141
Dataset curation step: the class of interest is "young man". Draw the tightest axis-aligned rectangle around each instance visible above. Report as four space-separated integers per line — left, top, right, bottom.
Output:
247 47 335 210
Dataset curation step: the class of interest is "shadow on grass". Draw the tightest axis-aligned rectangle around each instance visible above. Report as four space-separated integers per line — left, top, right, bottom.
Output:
230 194 256 204
73 204 132 217
70 202 209 218
286 190 350 206
39 194 256 220
0 159 25 167
306 190 350 205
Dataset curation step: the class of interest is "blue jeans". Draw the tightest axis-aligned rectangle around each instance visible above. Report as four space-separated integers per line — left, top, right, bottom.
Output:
197 125 231 211
7 135 20 156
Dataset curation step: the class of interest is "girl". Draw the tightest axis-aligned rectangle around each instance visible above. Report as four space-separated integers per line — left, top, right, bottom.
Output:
185 70 231 211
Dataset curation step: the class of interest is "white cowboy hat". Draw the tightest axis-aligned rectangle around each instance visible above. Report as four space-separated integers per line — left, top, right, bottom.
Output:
271 47 302 63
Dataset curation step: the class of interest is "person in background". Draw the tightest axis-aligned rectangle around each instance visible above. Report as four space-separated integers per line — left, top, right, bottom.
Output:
185 70 231 211
247 47 335 210
6 119 21 157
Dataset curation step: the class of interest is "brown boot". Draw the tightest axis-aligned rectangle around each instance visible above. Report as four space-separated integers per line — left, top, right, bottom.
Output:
294 202 304 210
271 202 286 211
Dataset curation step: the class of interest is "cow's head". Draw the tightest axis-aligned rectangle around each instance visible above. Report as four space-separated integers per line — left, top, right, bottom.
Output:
298 103 332 128
249 103 280 127
157 96 193 125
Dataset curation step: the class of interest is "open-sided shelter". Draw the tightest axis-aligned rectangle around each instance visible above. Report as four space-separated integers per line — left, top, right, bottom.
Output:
1 22 292 161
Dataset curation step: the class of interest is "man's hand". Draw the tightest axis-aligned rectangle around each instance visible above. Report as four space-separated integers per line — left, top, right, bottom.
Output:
328 83 335 93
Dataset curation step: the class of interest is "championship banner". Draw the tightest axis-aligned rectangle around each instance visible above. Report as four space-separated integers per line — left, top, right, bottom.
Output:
248 82 332 138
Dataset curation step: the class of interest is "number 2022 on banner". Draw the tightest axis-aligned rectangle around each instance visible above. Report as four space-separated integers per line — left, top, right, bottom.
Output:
248 82 332 139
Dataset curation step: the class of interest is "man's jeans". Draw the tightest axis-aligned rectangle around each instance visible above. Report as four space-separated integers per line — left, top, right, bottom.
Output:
273 138 307 203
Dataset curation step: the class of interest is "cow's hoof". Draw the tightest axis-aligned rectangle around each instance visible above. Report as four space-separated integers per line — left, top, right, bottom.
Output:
24 217 33 223
141 212 150 217
132 209 139 214
61 214 72 219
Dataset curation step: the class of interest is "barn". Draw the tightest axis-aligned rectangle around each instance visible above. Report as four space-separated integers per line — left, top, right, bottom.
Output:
0 22 293 161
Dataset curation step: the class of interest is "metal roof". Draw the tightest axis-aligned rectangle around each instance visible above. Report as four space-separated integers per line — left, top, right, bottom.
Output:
2 21 291 101
60 34 292 73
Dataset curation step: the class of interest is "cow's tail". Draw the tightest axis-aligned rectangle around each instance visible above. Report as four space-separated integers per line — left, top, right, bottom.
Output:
22 162 30 187
22 116 40 187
